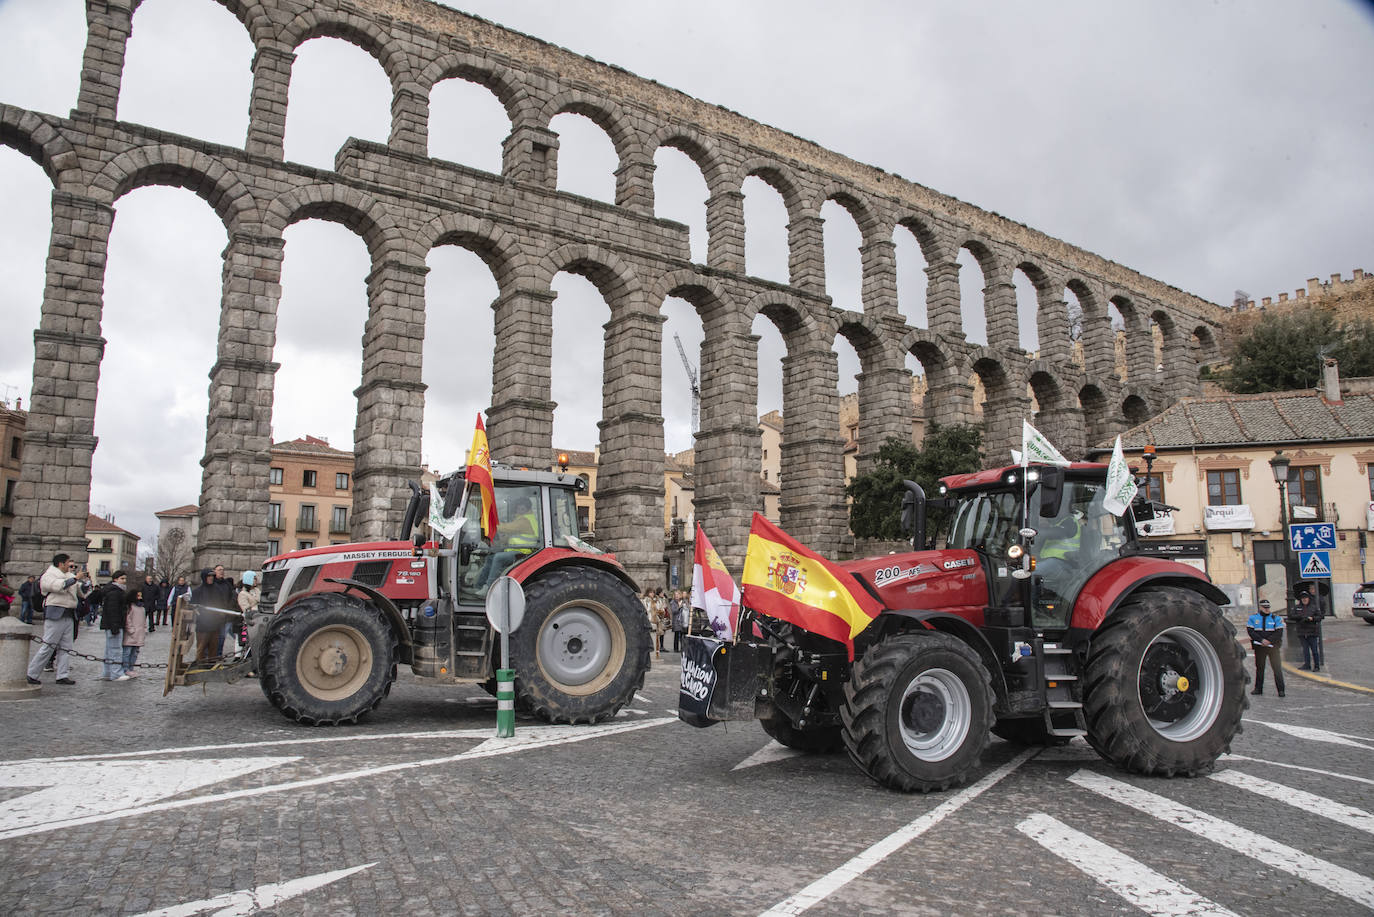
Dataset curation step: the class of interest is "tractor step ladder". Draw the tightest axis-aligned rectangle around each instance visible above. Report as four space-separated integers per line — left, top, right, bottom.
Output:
1039 643 1087 738
451 610 493 679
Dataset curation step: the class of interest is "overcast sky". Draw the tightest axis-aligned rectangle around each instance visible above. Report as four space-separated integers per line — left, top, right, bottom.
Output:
1 0 1371 552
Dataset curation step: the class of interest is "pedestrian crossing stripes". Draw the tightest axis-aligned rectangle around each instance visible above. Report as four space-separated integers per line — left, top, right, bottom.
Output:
1016 813 1240 917
1067 769 1374 908
1209 769 1374 835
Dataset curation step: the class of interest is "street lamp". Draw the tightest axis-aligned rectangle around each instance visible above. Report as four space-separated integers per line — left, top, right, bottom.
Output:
1269 450 1295 605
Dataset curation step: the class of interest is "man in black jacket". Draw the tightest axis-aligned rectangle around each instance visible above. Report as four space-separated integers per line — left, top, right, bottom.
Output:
1291 591 1323 672
191 567 235 663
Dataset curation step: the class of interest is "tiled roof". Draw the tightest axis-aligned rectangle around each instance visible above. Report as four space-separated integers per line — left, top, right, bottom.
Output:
155 504 199 517
1097 391 1374 452
272 435 353 457
86 513 137 538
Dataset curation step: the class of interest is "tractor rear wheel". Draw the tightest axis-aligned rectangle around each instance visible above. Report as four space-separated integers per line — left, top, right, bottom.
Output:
760 703 844 753
841 632 994 792
259 593 398 726
510 566 651 724
1082 586 1247 776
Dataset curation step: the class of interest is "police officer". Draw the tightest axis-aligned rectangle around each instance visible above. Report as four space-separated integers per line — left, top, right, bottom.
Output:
1246 598 1285 697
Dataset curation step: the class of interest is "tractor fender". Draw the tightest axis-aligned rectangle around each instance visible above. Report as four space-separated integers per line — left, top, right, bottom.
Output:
296 577 415 652
507 548 641 595
1070 557 1229 631
878 610 1009 706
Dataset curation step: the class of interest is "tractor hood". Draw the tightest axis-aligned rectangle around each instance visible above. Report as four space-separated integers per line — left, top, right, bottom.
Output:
842 548 989 621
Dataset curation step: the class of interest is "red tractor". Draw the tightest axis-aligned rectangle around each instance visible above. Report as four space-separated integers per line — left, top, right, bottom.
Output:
680 461 1248 792
166 466 651 726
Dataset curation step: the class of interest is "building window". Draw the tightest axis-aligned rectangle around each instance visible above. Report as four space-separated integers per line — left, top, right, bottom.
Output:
267 503 283 530
267 539 280 557
2 478 14 514
99 560 111 575
101 538 113 551
330 506 348 533
297 540 313 550
1142 473 1165 504
9 436 19 460
268 466 283 486
302 469 317 488
1368 465 1374 500
1206 470 1241 506
298 504 317 532
336 472 349 491
1288 466 1322 514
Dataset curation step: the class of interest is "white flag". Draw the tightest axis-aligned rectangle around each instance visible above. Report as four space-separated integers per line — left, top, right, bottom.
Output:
428 482 462 540
1102 435 1137 516
1021 420 1070 467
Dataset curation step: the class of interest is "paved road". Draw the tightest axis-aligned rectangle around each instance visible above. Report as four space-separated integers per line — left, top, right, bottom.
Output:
1 623 1370 916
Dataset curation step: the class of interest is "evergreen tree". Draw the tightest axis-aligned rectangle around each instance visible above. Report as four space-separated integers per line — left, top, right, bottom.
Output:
847 423 983 540
1222 311 1374 393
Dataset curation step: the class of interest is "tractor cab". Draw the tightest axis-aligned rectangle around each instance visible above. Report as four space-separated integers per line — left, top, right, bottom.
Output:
917 463 1134 630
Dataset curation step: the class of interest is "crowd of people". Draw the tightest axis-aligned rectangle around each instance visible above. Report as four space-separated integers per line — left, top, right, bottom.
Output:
639 587 695 659
18 554 261 685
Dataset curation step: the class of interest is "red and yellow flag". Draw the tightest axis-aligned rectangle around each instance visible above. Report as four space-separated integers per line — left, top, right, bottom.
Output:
466 413 498 538
740 513 882 660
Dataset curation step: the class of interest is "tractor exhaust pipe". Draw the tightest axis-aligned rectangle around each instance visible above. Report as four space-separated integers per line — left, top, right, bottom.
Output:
901 480 927 550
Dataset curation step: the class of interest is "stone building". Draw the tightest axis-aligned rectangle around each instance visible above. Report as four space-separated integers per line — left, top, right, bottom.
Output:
268 435 355 556
1089 361 1374 613
4 0 1226 585
1236 268 1372 323
85 513 138 581
153 504 199 582
0 401 24 573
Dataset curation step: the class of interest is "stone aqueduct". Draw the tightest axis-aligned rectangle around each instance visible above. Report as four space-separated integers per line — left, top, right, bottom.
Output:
4 0 1225 584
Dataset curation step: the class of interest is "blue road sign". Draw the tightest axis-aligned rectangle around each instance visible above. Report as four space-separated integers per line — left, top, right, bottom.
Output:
1289 522 1336 551
1298 550 1332 578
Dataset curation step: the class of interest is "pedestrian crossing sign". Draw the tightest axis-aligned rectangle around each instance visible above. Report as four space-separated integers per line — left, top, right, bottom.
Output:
1298 549 1331 578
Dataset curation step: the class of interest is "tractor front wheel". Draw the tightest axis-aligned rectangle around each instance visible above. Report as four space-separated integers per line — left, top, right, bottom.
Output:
259 594 398 726
841 632 994 792
1082 586 1247 776
510 566 651 724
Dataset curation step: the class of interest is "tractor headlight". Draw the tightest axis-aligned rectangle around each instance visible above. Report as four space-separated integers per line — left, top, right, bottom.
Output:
1007 544 1025 561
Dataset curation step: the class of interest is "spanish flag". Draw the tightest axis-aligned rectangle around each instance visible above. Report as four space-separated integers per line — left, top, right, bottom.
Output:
466 413 498 538
741 513 882 660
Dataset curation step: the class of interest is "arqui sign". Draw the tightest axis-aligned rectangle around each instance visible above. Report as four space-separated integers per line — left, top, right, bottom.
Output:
1204 504 1254 531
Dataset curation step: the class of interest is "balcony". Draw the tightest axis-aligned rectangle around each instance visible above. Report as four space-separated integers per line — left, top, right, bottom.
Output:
329 520 350 535
267 515 284 532
295 516 319 533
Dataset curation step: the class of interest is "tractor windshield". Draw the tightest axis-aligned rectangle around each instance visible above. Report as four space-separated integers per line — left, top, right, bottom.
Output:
945 489 1023 606
1031 479 1130 627
455 483 545 602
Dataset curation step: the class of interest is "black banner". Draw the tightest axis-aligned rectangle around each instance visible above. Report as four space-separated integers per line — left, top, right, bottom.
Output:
678 635 724 727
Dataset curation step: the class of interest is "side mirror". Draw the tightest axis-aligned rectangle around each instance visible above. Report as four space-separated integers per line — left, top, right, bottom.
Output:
1038 466 1065 519
901 480 927 549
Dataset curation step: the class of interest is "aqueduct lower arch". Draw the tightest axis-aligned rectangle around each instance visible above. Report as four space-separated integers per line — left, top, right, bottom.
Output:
4 0 1225 581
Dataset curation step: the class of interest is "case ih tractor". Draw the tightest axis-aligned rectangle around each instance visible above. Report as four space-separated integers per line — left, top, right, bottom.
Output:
166 466 651 726
680 461 1248 792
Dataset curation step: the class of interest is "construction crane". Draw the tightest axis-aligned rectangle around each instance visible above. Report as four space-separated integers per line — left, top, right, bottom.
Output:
673 333 701 435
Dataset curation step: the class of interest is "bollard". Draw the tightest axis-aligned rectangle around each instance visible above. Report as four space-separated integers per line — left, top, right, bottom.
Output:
0 616 40 699
496 668 515 737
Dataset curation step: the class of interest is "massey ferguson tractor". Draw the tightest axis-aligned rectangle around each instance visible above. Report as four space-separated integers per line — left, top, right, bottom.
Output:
166 466 651 726
679 461 1248 792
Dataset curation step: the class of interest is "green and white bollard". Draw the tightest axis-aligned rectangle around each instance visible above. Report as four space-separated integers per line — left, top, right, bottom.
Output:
496 668 515 737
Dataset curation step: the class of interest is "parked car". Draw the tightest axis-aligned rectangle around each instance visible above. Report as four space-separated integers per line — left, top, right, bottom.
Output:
1353 582 1374 624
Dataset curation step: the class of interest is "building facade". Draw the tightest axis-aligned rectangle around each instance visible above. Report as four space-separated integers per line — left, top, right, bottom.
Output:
0 402 24 574
268 436 356 557
85 513 138 581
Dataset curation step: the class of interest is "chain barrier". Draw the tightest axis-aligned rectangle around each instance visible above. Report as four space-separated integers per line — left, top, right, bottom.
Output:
26 633 244 670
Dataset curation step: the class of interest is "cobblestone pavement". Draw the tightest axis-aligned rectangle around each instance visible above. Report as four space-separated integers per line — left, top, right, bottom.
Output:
1 623 1370 916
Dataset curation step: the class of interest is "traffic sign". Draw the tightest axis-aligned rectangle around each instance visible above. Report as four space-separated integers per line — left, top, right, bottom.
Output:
1298 550 1332 578
1289 522 1335 551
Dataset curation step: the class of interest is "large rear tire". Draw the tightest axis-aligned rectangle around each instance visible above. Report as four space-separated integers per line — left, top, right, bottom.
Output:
259 594 398 725
841 632 994 792
1082 586 1247 776
510 566 651 724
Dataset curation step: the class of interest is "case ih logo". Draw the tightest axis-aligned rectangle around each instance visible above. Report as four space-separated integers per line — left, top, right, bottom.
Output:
767 552 808 596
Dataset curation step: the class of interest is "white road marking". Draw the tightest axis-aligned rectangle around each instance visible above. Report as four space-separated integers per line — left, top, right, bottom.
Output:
1069 770 1374 908
758 749 1038 916
1224 754 1374 786
0 717 674 841
732 740 808 771
127 862 374 916
8 727 500 765
1016 813 1240 917
1245 719 1374 750
0 757 297 838
1209 769 1374 835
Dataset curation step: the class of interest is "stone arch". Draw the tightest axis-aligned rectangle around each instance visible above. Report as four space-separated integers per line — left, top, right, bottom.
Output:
1016 259 1068 360
954 236 1011 347
535 242 643 314
0 105 81 188
280 8 416 88
265 183 406 262
92 145 261 231
1079 383 1112 447
542 90 644 170
1191 323 1222 366
1028 362 1084 456
895 212 947 264
649 125 730 194
968 350 1024 459
211 0 280 47
653 270 735 326
819 184 882 242
737 157 806 214
417 211 524 289
420 51 534 128
837 313 912 469
1122 392 1152 426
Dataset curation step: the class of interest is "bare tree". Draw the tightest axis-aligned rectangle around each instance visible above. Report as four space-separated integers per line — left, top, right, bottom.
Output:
155 527 194 583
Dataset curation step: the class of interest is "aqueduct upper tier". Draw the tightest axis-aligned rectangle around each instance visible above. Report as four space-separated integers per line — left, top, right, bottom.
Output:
4 0 1225 580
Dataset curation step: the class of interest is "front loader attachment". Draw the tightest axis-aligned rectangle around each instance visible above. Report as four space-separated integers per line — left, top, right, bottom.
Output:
163 597 254 696
678 635 774 727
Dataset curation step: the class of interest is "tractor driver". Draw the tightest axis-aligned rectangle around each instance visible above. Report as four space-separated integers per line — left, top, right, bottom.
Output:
475 493 541 588
1036 509 1083 587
